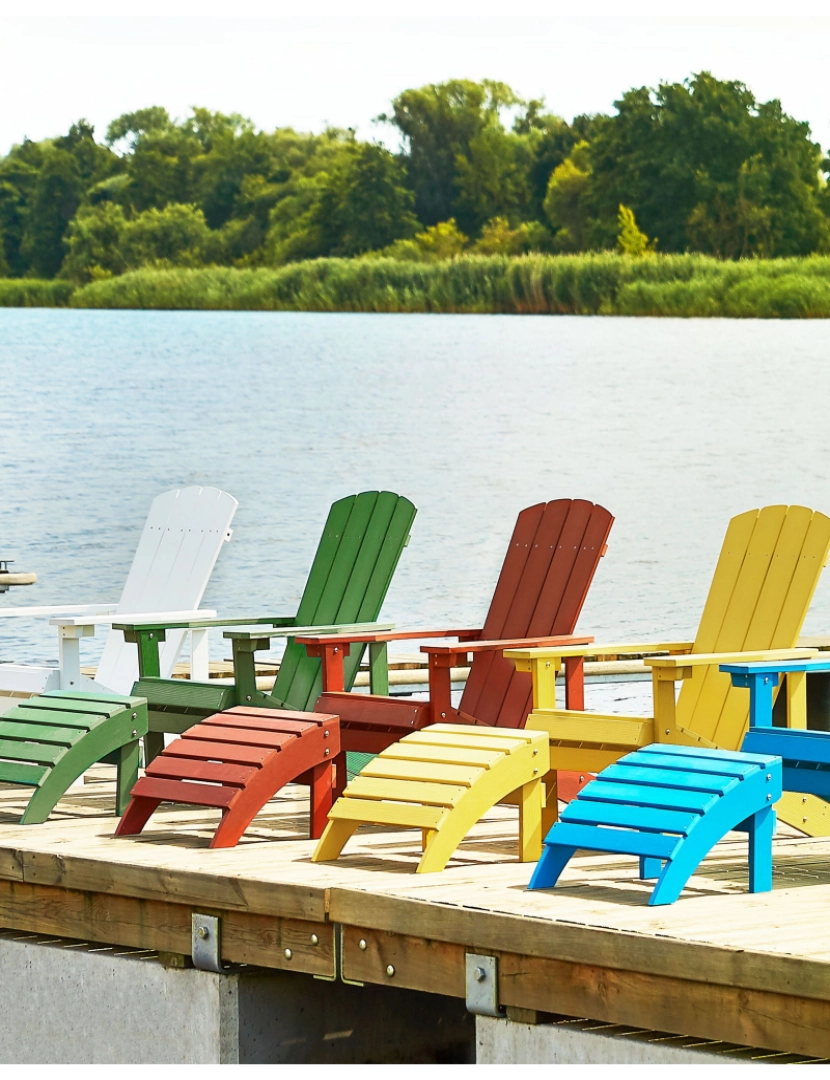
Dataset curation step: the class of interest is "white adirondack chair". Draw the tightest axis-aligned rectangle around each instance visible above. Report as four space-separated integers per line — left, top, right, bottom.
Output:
0 487 238 710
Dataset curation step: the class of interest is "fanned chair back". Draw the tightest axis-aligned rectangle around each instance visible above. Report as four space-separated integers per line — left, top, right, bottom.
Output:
676 506 830 749
267 491 417 711
96 487 238 692
460 499 613 727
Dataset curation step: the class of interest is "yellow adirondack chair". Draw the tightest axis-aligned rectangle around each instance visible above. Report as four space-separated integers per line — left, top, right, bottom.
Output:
506 506 830 836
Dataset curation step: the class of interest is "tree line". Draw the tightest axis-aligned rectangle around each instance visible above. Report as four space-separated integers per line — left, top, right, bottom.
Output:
1 72 829 283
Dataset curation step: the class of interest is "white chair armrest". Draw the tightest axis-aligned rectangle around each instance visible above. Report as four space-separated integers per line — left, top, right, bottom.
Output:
49 608 218 628
0 603 118 619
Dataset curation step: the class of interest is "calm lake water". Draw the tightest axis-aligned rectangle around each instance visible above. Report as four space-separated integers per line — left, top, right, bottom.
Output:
3 309 830 670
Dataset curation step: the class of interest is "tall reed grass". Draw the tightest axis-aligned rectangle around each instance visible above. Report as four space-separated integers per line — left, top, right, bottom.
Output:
70 254 830 317
4 256 830 316
0 279 75 307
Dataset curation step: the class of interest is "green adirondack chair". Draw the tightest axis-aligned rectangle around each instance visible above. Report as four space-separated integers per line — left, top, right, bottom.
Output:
119 491 417 763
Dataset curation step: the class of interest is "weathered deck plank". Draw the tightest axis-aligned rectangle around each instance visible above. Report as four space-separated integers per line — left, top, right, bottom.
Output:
1 776 830 1055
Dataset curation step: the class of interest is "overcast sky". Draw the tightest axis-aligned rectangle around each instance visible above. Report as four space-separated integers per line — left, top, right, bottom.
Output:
2 15 830 156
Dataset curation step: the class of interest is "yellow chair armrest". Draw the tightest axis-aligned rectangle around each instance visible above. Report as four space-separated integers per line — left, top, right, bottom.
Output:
507 641 693 711
646 647 817 679
505 640 693 663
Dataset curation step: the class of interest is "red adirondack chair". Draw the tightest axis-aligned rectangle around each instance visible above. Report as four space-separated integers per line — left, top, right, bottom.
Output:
297 499 614 799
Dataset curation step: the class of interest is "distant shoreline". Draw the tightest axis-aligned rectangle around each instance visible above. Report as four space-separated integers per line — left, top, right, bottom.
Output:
3 254 830 318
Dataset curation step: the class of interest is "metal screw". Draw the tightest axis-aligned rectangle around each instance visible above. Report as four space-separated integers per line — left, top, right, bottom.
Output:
196 926 209 940
441 712 446 718
324 730 329 737
803 797 808 803
533 768 538 775
334 647 339 654
665 729 670 735
310 934 319 946
132 712 137 720
325 748 330 756
284 948 293 960
132 730 137 738
246 695 251 701
545 661 550 668
804 817 808 823
386 965 395 977
149 633 154 639
533 749 538 755
766 774 772 781
359 939 367 951
767 794 772 801
473 966 487 983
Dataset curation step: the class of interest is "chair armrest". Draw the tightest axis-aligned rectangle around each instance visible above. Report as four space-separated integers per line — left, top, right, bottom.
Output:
53 608 218 629
647 648 817 679
226 621 396 644
294 626 482 647
505 640 693 712
424 634 594 716
0 602 118 618
719 653 827 731
113 615 298 633
647 648 817 743
505 640 693 663
720 656 830 677
422 634 593 658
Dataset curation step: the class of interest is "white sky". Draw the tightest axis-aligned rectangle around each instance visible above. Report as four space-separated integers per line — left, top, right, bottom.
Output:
2 11 830 157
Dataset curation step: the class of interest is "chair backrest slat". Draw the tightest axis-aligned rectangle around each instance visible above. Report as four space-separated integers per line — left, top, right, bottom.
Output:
462 500 613 728
677 506 830 749
97 487 238 692
270 492 416 711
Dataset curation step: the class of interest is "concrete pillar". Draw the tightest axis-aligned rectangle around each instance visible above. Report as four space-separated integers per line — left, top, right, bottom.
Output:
0 934 473 1063
475 1016 802 1064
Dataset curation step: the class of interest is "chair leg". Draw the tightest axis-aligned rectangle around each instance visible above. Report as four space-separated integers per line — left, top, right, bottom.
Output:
115 740 140 816
639 856 663 880
542 772 559 838
143 731 165 767
312 817 361 862
748 807 775 893
309 760 333 839
527 843 576 890
332 751 348 801
113 796 162 837
518 779 543 862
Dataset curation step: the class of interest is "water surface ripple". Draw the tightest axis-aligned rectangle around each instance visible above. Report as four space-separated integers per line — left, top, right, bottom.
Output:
2 310 830 666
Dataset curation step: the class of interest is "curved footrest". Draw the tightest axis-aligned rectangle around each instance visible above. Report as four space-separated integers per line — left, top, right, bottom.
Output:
529 743 783 905
312 723 550 873
0 690 148 823
115 706 340 847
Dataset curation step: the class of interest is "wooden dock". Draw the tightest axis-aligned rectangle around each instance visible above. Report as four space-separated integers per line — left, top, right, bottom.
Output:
1 774 829 1059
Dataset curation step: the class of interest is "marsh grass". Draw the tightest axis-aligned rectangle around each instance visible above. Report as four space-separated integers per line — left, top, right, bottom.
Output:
0 279 75 307
7 255 830 316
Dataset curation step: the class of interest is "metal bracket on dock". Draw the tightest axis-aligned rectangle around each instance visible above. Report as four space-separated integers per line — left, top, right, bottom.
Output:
465 953 504 1017
191 914 225 973
313 924 364 986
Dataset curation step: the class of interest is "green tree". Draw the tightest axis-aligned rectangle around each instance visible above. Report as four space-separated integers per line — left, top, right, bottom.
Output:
514 101 593 222
20 148 84 277
120 203 213 268
543 142 592 251
62 203 128 281
471 216 548 255
377 219 469 261
587 72 830 256
381 79 528 232
616 204 656 255
309 143 419 257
